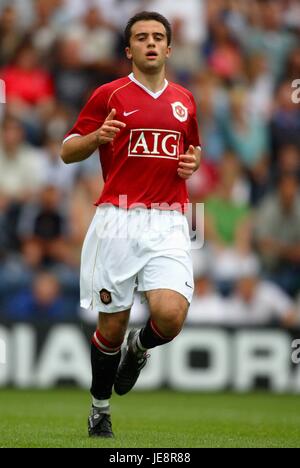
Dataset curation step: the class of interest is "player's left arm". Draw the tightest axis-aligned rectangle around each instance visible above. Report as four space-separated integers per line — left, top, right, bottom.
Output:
177 145 201 180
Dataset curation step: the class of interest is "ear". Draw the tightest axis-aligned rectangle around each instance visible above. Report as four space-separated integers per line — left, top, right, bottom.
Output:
125 47 132 60
166 46 172 59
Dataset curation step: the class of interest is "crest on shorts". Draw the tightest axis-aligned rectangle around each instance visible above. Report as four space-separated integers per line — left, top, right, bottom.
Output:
100 289 112 305
171 101 188 122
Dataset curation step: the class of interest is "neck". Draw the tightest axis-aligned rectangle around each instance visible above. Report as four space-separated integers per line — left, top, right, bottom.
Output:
132 66 166 93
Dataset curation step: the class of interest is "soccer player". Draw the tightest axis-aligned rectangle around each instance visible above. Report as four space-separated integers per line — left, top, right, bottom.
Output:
61 11 201 438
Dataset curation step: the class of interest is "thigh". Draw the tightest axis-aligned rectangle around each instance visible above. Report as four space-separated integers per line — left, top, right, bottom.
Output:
138 253 194 305
80 207 142 314
146 288 189 314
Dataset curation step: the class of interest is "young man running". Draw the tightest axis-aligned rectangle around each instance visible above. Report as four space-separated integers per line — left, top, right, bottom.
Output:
61 11 201 438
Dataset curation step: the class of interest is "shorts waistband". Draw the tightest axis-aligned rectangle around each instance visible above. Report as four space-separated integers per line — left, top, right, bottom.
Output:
97 205 184 218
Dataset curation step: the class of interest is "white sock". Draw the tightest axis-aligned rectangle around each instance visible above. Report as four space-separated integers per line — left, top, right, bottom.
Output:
92 397 110 413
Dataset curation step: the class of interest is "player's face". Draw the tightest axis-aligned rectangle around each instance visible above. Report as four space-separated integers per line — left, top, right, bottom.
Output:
126 20 171 74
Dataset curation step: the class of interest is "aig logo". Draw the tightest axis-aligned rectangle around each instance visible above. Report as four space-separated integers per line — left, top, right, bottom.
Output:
129 129 181 160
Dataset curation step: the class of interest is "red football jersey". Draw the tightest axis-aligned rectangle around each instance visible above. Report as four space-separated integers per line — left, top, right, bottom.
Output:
64 74 201 211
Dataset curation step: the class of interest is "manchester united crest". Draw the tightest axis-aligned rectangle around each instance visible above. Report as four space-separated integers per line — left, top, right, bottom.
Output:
171 101 188 122
99 289 112 305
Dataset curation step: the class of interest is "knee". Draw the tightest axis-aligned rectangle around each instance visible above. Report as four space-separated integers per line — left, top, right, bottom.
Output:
153 304 188 338
98 312 129 345
104 323 126 345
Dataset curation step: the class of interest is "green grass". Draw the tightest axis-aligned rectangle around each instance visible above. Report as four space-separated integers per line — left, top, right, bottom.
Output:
0 389 300 448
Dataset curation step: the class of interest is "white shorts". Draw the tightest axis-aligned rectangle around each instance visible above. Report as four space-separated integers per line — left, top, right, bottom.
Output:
80 205 194 313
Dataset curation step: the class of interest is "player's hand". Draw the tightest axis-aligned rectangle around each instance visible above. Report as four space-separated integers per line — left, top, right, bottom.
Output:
97 108 126 145
177 145 201 179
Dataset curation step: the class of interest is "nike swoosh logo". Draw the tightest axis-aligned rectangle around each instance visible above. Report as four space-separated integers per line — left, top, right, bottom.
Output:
185 281 193 289
123 109 140 117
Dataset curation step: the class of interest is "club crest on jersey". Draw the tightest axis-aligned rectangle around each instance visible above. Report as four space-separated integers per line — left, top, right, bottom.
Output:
100 289 112 305
171 102 188 122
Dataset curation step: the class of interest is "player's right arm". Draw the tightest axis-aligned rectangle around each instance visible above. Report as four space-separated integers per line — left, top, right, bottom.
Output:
61 108 126 164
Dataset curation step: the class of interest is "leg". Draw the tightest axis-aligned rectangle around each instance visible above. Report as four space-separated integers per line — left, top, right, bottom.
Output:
136 252 193 347
88 309 130 437
83 206 143 435
144 288 189 340
114 290 189 396
97 309 130 344
131 289 188 353
91 309 130 402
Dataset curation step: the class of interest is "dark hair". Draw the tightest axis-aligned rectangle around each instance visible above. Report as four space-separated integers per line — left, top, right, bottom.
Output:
124 11 172 47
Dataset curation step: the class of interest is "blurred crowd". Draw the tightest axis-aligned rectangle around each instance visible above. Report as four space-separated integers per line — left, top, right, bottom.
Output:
0 0 299 326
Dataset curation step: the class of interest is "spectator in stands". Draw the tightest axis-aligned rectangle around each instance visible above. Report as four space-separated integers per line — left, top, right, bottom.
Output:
17 184 73 267
222 86 269 170
53 34 94 112
44 102 71 142
165 17 201 84
3 271 76 322
204 152 251 252
146 0 206 46
205 18 243 83
184 248 226 324
254 172 300 296
245 53 273 121
0 238 46 308
41 136 78 195
239 0 297 82
0 115 44 202
283 0 300 30
285 47 300 82
0 192 10 257
0 5 24 66
192 70 227 165
204 153 253 293
1 40 55 144
271 80 300 159
276 145 300 180
226 255 299 326
30 0 62 56
187 273 226 324
247 156 272 208
63 6 117 73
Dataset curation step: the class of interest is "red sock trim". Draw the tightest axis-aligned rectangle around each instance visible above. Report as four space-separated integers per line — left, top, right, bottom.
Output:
92 329 122 354
95 329 123 349
150 320 175 341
